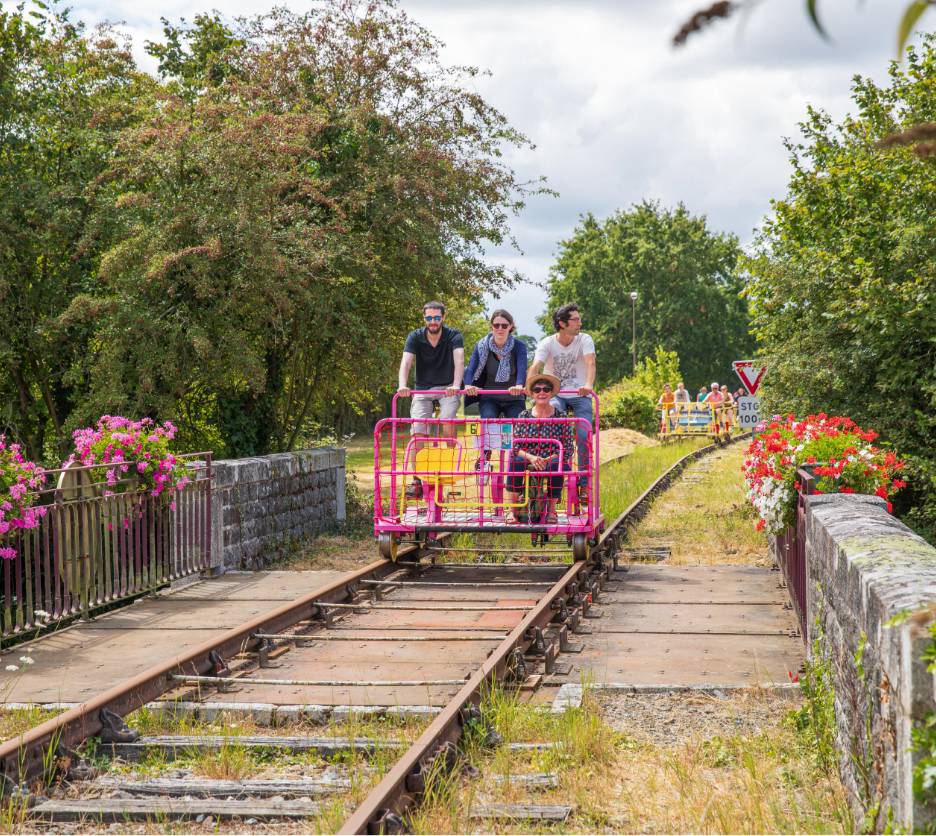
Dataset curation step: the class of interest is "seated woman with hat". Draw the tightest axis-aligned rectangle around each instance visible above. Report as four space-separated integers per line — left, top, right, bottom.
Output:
504 372 576 524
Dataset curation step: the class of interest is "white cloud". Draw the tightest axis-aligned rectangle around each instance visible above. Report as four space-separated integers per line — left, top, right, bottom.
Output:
9 0 926 336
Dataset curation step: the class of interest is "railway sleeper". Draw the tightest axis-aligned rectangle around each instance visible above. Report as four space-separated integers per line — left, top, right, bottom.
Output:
97 734 406 762
89 774 351 798
30 797 323 823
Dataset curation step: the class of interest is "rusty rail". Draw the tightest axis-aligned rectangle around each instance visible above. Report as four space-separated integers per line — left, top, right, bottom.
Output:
0 435 734 819
339 436 731 834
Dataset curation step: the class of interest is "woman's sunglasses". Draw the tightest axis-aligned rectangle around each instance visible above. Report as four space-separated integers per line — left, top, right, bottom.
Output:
531 385 553 393
491 322 510 329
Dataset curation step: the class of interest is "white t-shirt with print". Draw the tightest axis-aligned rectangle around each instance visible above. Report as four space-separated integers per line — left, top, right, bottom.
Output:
533 333 596 390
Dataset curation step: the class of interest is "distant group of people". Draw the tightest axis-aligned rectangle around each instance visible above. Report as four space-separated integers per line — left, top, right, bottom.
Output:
396 300 596 515
657 381 741 432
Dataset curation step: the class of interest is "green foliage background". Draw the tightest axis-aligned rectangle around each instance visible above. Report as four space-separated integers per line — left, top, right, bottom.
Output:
599 347 683 433
0 2 541 460
746 34 936 539
540 201 753 390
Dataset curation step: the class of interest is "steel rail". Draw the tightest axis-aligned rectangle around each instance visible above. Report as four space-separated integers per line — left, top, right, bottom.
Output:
254 632 506 643
337 555 595 835
0 435 739 803
338 436 728 834
0 536 437 789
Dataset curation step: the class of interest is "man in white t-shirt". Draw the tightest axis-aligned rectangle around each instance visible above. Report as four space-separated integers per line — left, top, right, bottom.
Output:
528 303 596 488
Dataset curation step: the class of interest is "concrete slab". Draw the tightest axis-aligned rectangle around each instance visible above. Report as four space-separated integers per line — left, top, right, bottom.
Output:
0 571 343 704
559 565 804 688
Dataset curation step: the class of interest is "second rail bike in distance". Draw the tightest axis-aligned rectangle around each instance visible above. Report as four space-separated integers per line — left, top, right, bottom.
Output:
657 401 738 443
372 389 604 562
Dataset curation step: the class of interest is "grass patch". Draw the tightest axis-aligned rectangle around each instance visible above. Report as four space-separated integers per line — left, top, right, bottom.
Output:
0 705 61 744
409 682 851 835
600 438 707 521
627 443 768 566
408 680 624 834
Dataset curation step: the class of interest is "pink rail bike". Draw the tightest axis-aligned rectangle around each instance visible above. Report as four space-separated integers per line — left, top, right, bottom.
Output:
373 389 604 561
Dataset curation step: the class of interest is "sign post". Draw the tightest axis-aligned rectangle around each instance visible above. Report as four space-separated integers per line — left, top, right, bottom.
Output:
732 360 768 429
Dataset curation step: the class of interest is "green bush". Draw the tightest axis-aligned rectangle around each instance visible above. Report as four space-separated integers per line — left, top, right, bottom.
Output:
601 390 657 434
598 345 681 434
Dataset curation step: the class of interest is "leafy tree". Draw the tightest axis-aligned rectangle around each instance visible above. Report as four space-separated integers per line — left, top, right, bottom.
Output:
75 2 540 456
745 34 936 538
542 202 751 390
629 347 684 400
0 5 147 460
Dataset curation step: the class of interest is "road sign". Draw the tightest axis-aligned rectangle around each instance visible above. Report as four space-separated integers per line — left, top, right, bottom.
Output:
736 395 761 429
732 360 768 395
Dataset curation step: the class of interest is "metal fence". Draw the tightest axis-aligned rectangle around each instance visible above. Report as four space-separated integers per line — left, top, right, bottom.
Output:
775 466 815 640
0 454 212 642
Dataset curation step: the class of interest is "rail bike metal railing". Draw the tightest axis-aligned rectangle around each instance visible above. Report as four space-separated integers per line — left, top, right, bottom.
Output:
774 466 815 639
373 389 601 536
0 453 212 642
657 401 739 439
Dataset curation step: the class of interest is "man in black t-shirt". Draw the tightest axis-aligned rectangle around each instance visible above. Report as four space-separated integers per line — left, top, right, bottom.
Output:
397 301 465 444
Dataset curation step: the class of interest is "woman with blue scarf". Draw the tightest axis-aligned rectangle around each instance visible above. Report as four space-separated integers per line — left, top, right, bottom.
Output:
464 309 528 419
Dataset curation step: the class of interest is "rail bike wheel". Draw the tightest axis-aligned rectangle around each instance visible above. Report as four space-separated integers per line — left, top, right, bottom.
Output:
572 533 589 562
378 532 399 562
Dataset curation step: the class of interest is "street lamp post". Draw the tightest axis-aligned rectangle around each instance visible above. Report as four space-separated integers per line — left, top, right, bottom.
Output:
630 291 638 372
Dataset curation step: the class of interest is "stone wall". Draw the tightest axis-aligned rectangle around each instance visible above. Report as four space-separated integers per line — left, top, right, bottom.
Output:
797 493 936 831
209 448 346 571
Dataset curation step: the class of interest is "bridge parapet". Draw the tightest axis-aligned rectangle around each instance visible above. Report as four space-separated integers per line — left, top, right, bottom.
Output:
793 493 936 830
210 447 346 571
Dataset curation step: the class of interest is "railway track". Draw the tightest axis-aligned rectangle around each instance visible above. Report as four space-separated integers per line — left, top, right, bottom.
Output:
0 439 727 833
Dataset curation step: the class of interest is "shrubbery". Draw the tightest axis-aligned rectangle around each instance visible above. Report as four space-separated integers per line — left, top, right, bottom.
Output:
68 416 192 500
600 347 682 434
745 36 936 541
1 415 192 557
0 436 46 558
601 390 657 434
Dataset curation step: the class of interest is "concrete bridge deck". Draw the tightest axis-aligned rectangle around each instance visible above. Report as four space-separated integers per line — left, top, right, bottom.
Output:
0 562 802 710
0 571 343 705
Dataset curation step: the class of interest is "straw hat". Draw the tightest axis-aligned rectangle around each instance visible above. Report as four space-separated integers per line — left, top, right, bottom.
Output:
525 371 561 394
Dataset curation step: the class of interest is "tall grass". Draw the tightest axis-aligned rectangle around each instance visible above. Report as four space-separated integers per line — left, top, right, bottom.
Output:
626 443 767 566
600 438 706 521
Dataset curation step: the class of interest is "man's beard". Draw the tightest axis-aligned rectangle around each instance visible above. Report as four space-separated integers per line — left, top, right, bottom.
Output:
426 323 442 334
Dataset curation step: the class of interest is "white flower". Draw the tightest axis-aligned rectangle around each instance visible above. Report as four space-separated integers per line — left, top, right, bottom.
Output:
5 665 18 672
19 656 33 665
34 609 50 618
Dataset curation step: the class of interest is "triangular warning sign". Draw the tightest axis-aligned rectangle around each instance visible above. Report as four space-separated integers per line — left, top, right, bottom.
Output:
732 360 767 395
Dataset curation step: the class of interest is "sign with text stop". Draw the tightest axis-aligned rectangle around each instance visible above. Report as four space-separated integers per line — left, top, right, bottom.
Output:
736 395 761 429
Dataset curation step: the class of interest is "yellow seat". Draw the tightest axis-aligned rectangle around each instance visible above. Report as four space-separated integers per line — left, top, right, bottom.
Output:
413 446 471 486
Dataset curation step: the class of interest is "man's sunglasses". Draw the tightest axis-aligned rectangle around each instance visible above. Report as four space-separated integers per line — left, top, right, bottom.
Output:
491 322 510 329
424 315 443 322
531 385 553 393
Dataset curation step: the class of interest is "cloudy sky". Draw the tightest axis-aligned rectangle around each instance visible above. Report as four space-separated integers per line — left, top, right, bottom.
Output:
30 0 931 335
